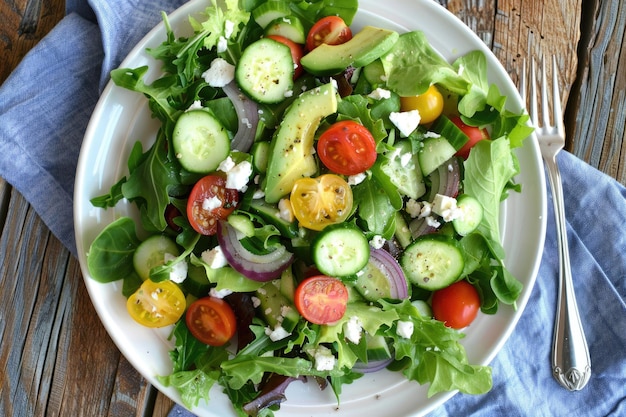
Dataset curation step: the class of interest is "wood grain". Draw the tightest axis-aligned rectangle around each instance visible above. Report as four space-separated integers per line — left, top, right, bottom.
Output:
569 0 626 184
0 0 65 83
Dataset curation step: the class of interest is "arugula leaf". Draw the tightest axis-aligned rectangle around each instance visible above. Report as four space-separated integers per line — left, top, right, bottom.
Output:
352 176 398 238
157 321 227 409
120 131 182 233
380 299 492 397
337 95 388 143
111 67 184 124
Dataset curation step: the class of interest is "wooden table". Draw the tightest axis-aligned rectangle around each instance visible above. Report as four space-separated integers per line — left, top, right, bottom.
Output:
1 0 624 416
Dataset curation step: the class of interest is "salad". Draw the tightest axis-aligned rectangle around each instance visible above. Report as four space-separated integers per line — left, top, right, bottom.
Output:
86 0 533 415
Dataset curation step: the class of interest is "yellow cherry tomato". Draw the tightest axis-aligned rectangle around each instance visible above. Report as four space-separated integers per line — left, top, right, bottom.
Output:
127 279 186 328
400 84 444 124
290 174 353 231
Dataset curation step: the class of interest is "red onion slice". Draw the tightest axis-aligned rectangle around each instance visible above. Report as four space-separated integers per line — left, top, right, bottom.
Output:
217 221 294 282
353 357 394 373
368 248 409 300
222 81 259 153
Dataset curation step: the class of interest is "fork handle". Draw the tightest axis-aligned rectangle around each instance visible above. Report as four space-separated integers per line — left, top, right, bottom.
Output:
544 156 592 391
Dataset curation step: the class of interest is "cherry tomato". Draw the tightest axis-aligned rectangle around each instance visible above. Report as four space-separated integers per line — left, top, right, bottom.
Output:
186 296 237 346
266 34 304 79
451 116 489 159
127 279 186 328
290 174 353 231
399 85 444 125
294 275 349 324
317 120 377 175
306 16 353 51
186 174 239 235
431 280 480 329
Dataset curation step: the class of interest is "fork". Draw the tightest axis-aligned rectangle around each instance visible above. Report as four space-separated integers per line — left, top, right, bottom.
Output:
520 56 591 391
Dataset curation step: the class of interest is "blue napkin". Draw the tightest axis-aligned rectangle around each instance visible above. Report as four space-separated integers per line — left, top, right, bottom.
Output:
1 1 624 416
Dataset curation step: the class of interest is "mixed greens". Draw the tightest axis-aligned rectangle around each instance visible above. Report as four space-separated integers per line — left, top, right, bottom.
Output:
86 0 533 415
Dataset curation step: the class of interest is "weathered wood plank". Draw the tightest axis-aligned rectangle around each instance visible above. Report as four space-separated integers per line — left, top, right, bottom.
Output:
0 188 154 416
569 0 626 184
0 0 66 83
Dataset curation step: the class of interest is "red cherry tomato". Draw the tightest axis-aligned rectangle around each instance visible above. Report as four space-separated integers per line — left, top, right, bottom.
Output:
451 116 489 159
266 34 304 79
306 16 353 51
317 120 377 175
431 280 480 329
186 175 239 235
186 296 237 346
294 275 349 324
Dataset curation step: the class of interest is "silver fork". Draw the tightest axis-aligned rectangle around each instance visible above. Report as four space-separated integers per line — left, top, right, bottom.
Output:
521 57 591 391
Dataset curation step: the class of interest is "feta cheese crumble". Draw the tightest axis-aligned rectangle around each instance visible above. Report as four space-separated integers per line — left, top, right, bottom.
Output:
218 156 253 192
277 198 294 222
265 325 291 341
389 110 421 137
201 246 229 269
432 193 462 222
202 58 235 87
348 172 367 185
368 87 391 100
396 320 414 339
369 235 386 250
310 345 336 371
343 316 363 344
202 195 223 211
164 253 188 283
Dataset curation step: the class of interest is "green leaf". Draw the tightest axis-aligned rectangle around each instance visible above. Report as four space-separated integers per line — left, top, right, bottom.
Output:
87 217 141 283
352 176 397 238
379 299 492 397
381 31 470 97
121 132 182 233
462 137 519 244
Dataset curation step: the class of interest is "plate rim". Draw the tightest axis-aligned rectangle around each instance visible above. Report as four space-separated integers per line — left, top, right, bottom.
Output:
73 0 547 416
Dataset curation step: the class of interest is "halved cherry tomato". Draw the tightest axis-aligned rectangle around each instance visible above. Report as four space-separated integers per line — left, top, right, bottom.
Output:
186 296 237 346
290 174 353 231
187 174 239 235
127 279 186 328
294 275 349 324
305 16 352 51
431 280 480 329
451 116 489 159
317 120 377 175
400 85 444 125
266 34 304 79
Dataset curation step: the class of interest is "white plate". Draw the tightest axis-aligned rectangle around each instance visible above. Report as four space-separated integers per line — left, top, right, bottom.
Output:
74 0 547 416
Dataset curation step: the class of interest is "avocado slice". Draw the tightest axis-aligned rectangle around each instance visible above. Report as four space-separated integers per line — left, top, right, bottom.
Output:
264 82 338 203
301 26 399 76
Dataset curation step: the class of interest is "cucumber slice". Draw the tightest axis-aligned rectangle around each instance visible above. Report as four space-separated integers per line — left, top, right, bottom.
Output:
172 110 230 174
264 15 306 44
236 38 294 103
133 235 180 281
418 136 457 176
430 114 469 151
252 1 291 28
363 59 387 86
354 260 392 301
380 139 426 200
251 141 270 173
256 279 300 333
312 223 370 278
365 334 392 361
452 194 484 236
400 234 464 291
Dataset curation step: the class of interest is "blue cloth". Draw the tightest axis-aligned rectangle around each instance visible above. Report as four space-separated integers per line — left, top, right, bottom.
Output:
0 1 624 416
